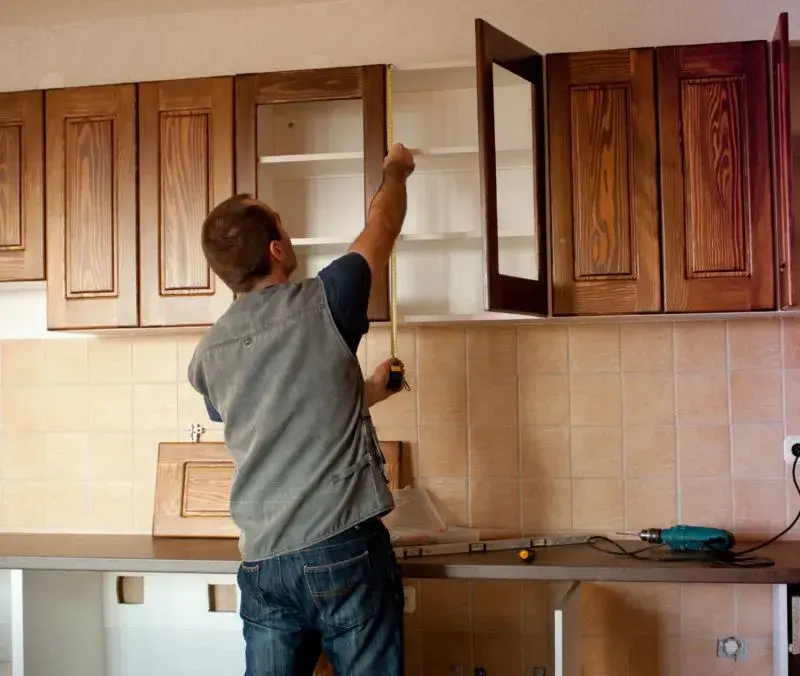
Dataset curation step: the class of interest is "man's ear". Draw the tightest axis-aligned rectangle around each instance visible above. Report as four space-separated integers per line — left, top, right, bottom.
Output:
269 240 284 261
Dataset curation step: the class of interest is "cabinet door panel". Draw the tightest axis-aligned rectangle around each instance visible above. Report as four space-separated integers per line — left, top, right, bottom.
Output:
548 49 660 316
476 18 548 316
773 13 795 308
235 66 389 321
658 42 774 312
45 85 138 329
139 77 235 327
0 91 44 282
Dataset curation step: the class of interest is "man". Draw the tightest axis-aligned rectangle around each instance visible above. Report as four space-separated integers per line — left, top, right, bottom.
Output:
187 143 416 676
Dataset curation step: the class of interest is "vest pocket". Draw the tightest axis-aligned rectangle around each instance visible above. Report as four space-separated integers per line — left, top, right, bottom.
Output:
361 416 389 485
303 550 377 629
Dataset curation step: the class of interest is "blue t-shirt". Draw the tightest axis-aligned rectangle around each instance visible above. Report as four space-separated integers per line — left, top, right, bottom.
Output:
203 252 372 423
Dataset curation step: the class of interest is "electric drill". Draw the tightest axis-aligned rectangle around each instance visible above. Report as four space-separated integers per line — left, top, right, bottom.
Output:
636 525 735 552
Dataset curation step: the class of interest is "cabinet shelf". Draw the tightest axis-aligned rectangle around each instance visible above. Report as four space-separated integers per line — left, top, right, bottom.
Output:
258 146 532 178
291 229 535 250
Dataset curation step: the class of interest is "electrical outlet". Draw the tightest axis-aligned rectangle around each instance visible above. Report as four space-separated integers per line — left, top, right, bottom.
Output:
403 585 416 614
784 435 800 464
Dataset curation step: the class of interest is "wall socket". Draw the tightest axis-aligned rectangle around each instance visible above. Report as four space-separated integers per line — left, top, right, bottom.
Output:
784 435 800 464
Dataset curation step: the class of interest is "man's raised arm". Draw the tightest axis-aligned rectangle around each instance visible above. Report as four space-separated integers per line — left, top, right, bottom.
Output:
349 143 415 280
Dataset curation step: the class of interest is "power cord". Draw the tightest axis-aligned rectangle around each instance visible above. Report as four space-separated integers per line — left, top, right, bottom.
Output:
585 454 800 569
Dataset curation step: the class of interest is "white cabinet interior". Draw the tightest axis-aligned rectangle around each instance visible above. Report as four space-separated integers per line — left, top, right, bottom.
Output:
256 63 540 323
0 571 10 676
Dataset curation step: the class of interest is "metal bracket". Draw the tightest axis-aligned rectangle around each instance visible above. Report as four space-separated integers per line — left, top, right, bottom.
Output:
187 423 206 443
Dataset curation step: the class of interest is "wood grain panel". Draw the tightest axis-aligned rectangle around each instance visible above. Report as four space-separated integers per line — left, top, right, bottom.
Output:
139 77 235 327
235 65 389 322
773 13 795 308
153 443 239 538
65 118 116 296
681 77 747 275
658 41 774 312
45 85 138 329
548 48 660 316
183 463 233 514
0 91 44 281
0 125 21 248
153 440 403 538
571 85 633 278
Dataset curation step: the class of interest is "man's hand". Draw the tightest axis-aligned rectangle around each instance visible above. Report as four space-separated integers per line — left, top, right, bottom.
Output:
364 358 405 408
383 143 415 181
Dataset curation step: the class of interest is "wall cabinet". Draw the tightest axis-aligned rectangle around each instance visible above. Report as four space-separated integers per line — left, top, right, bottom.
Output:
547 48 660 316
0 91 45 283
6 13 794 328
138 77 235 327
388 20 548 321
659 41 773 313
548 40 776 316
45 85 139 329
45 79 234 330
234 66 390 322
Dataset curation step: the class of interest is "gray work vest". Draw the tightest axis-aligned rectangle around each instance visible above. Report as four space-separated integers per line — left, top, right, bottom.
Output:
188 277 394 561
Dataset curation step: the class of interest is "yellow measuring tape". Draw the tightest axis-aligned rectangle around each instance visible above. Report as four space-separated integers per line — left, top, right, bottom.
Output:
386 66 398 361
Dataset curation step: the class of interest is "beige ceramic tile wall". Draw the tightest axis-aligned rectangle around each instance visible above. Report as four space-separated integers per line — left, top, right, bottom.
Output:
0 316 795 674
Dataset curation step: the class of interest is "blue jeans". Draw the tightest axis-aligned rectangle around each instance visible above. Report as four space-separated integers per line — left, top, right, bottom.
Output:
237 518 404 675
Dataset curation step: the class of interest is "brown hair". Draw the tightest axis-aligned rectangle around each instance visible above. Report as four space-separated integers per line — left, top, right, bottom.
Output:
201 194 281 293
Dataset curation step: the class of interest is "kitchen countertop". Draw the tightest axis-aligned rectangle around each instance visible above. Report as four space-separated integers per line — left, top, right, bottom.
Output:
1 534 800 583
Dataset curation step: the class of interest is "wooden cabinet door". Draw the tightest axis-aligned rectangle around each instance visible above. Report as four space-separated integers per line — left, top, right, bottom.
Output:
476 18 549 316
45 85 138 329
773 13 795 309
658 42 775 312
235 66 389 322
548 49 660 316
0 91 44 282
139 77 235 327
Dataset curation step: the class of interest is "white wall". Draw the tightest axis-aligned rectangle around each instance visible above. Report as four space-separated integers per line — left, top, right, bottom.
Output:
0 0 795 93
0 284 84 340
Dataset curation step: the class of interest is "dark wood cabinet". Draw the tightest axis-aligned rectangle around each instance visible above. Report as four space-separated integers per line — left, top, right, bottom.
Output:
547 48 660 316
45 85 139 330
138 76 235 327
235 66 390 322
773 13 796 309
476 19 549 317
545 38 778 316
0 91 44 282
658 41 774 312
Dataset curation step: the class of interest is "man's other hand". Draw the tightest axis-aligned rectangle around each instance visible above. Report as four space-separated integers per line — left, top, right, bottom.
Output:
383 143 415 181
364 358 405 408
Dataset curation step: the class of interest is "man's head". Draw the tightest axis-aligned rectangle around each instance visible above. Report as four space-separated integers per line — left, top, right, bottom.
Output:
201 194 297 293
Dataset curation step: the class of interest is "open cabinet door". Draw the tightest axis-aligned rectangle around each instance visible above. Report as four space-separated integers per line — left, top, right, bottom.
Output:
773 12 796 308
476 18 549 315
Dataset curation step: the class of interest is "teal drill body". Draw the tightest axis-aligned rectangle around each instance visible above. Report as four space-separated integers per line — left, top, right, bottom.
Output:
638 525 735 552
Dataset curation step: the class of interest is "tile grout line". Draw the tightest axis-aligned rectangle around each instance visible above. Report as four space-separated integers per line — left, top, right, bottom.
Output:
781 318 792 531
671 322 680 525
725 321 735 535
516 325 523 538
618 323 627 533
565 325 574 532
672 322 686 644
727 321 739 639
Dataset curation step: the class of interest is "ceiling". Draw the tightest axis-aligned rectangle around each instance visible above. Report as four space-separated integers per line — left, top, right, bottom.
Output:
0 0 333 26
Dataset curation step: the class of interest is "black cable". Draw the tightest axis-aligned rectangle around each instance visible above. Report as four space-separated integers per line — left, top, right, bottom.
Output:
585 454 800 569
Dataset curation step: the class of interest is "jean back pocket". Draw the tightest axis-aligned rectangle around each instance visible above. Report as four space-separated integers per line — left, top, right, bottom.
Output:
303 550 377 629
